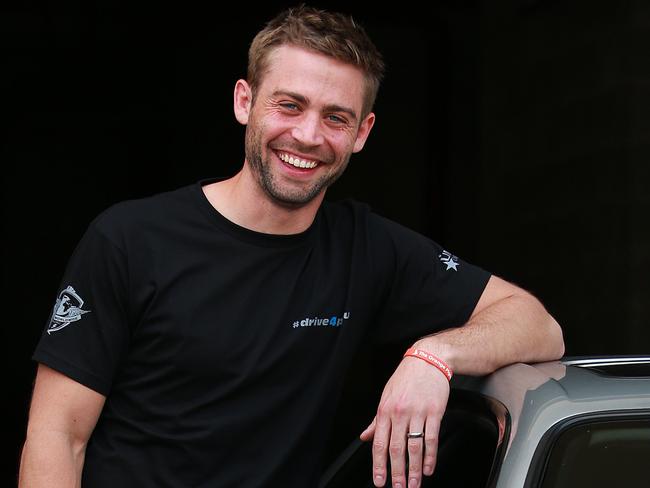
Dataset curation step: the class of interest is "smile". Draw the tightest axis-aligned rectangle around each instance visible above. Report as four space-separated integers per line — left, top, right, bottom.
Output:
277 151 319 169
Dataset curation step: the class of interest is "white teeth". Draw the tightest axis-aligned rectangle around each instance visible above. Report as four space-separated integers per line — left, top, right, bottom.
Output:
278 152 317 169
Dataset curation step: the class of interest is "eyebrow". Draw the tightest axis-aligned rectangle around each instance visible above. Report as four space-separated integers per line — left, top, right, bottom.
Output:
272 90 358 122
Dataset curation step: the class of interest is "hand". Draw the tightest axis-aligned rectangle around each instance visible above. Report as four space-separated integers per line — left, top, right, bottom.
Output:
359 356 450 488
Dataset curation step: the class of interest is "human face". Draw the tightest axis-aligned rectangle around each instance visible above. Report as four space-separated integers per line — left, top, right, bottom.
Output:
234 45 375 207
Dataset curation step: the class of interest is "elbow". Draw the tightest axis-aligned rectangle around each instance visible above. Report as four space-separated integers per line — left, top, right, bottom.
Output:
546 314 565 360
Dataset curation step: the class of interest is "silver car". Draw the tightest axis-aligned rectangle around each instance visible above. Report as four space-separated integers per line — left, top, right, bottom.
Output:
320 356 650 487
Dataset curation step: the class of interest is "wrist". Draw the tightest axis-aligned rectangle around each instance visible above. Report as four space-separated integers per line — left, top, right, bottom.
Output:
404 346 453 381
412 337 456 371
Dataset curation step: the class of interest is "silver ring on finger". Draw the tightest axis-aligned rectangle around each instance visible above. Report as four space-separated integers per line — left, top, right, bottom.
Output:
407 431 424 439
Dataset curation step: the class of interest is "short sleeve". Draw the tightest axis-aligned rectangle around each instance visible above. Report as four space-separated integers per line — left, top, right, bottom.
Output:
371 217 491 345
33 220 131 396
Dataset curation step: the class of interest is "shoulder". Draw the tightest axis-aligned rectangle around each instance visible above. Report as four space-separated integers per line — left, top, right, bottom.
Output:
88 182 197 246
320 198 371 221
323 199 424 237
320 199 433 260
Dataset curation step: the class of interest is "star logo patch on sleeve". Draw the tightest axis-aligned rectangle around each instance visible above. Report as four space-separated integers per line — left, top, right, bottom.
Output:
438 250 460 271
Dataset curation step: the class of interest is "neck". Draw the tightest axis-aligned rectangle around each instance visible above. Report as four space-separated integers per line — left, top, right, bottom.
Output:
202 166 324 235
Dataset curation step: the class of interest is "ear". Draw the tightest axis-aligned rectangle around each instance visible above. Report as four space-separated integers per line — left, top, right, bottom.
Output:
233 79 253 125
352 112 376 153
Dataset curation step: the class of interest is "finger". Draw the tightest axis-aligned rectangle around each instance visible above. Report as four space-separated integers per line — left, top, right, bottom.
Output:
406 420 425 488
389 417 409 488
360 416 377 441
372 414 391 487
422 416 441 476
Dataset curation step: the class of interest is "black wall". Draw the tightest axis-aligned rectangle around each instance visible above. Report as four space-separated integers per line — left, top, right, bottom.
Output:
4 0 649 484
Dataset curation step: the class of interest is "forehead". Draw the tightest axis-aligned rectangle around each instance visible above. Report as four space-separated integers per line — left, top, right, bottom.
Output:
259 44 366 115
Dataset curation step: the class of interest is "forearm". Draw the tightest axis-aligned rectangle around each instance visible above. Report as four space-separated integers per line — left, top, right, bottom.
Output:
413 292 564 376
361 282 564 487
19 430 86 488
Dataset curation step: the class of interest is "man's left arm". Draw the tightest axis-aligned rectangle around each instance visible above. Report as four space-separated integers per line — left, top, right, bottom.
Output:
360 275 565 488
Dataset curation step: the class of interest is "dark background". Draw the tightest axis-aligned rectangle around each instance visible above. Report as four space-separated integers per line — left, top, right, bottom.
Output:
4 0 649 484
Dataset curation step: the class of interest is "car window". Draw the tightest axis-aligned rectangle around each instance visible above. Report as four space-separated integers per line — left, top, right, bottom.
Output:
319 390 506 488
539 417 650 488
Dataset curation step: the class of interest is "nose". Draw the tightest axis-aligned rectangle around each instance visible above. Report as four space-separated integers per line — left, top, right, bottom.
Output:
291 112 325 147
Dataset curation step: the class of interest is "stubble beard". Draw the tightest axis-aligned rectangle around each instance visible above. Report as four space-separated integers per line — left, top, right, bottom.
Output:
245 121 350 208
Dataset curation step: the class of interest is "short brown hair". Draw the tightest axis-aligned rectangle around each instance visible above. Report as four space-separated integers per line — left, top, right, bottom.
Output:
248 5 385 119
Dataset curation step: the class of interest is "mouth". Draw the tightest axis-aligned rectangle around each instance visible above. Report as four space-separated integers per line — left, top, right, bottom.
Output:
275 150 320 170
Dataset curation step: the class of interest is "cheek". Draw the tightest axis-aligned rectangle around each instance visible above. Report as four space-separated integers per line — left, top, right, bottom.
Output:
331 131 358 156
247 116 274 146
257 115 292 143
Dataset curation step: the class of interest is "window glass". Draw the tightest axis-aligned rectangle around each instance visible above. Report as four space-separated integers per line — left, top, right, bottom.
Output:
540 418 650 488
319 390 504 488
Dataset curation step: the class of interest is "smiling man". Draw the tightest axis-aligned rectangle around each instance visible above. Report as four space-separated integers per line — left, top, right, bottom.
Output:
240 47 370 205
205 43 375 233
19 6 564 488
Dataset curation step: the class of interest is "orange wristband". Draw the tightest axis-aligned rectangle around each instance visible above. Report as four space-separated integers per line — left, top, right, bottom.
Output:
404 347 453 381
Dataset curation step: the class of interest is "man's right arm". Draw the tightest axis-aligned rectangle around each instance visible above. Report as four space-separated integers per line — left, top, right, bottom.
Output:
19 364 106 488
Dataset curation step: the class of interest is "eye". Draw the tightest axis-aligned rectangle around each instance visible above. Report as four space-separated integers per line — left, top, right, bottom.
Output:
280 102 299 111
327 114 346 124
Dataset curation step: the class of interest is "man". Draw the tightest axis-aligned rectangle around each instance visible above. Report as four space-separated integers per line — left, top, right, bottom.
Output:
19 5 564 488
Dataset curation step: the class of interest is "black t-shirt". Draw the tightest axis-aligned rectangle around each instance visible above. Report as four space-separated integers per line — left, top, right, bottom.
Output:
33 178 491 487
